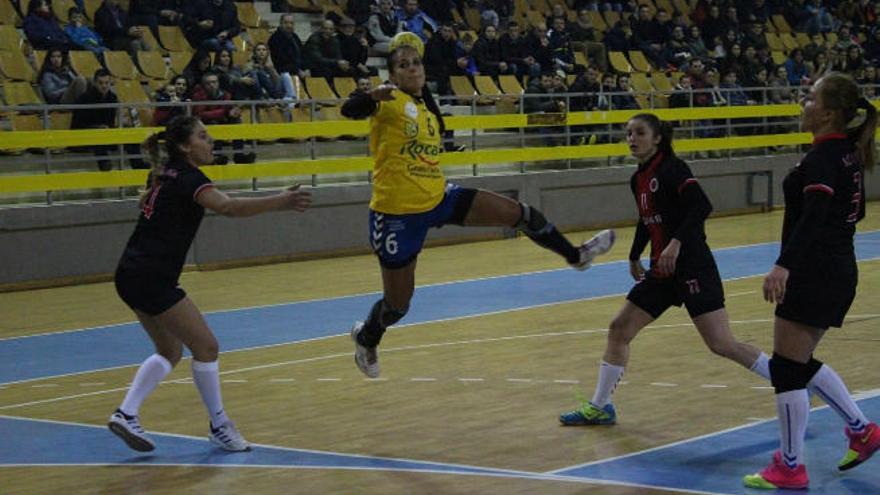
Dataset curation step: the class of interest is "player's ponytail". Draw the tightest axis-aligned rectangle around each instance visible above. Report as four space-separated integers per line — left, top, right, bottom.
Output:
854 97 876 171
816 73 876 171
139 115 202 207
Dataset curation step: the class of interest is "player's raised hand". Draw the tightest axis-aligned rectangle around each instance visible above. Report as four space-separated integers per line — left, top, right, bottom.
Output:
369 84 397 102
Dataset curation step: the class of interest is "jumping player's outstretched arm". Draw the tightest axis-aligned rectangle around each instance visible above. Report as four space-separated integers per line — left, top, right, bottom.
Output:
196 184 312 217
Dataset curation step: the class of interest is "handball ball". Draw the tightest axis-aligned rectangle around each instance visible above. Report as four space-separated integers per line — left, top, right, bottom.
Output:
390 32 424 57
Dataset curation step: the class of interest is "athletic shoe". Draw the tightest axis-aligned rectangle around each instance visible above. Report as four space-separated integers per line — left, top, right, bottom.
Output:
559 402 616 426
209 421 250 452
571 229 616 271
839 422 880 471
108 409 155 452
351 321 380 378
743 451 809 490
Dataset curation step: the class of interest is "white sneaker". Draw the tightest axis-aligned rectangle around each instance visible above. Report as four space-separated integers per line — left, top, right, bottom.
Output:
209 421 250 452
108 409 155 452
351 321 380 378
571 229 616 271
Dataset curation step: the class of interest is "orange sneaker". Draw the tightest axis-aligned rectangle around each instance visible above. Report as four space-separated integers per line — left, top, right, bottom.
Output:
743 451 808 490
839 422 880 471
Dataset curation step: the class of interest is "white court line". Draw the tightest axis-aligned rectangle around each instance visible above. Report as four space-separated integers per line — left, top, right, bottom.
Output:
700 384 728 389
3 314 878 410
650 382 678 387
410 378 436 382
547 388 880 475
727 290 755 297
316 378 341 382
4 235 877 345
268 378 296 383
0 414 730 494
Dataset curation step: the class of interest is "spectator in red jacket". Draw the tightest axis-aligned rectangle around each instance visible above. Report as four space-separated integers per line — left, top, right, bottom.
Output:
191 71 255 164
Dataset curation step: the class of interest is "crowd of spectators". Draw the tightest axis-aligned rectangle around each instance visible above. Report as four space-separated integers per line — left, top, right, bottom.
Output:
6 0 880 169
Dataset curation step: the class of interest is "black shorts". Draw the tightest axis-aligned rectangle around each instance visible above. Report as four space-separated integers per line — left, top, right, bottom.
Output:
626 264 725 319
775 269 857 329
114 268 186 316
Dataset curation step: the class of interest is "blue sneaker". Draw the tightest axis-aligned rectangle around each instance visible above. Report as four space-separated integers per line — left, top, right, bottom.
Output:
559 402 616 426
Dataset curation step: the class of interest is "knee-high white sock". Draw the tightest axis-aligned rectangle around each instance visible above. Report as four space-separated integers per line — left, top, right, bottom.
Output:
192 359 230 428
749 352 771 380
591 360 625 407
808 364 869 433
776 389 810 469
120 353 173 417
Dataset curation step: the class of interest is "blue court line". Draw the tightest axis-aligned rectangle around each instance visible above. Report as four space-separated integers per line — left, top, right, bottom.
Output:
1 231 878 385
551 394 880 494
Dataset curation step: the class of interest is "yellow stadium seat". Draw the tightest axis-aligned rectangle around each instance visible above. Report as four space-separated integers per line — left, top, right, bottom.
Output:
628 50 652 72
794 31 811 48
245 27 270 46
236 2 262 28
304 76 339 102
52 0 78 24
824 32 838 47
333 77 357 98
104 51 139 80
232 50 249 67
69 51 102 79
286 0 321 14
450 75 491 104
574 51 588 67
525 10 544 29
473 75 506 98
3 81 42 105
133 25 162 53
672 0 691 14
158 26 192 52
9 113 43 131
370 76 383 88
498 74 523 95
115 79 150 103
463 7 481 31
650 71 673 91
0 0 22 26
764 19 777 34
771 14 792 33
655 0 674 14
780 33 799 52
0 25 21 51
629 72 653 93
603 11 620 29
608 51 633 73
771 50 787 65
168 51 190 74
137 51 168 80
765 33 785 52
0 50 35 81
83 0 101 19
587 11 607 32
49 111 72 129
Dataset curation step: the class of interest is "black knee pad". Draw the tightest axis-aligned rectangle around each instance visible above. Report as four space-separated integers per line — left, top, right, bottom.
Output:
770 352 812 393
370 298 408 328
805 357 823 383
381 301 409 327
516 203 552 237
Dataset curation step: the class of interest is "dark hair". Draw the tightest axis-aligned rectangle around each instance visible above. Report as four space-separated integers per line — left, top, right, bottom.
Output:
140 115 203 206
816 73 877 170
26 0 46 15
67 6 81 18
93 68 111 80
38 47 70 79
629 113 675 157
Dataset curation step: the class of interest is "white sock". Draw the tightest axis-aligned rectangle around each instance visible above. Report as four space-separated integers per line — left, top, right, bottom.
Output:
776 389 809 469
807 364 869 433
749 352 771 380
192 359 230 428
591 360 625 407
120 354 173 417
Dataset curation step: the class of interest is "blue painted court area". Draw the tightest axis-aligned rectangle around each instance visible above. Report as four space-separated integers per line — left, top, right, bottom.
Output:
3 398 879 493
1 231 879 385
553 394 880 494
0 415 529 478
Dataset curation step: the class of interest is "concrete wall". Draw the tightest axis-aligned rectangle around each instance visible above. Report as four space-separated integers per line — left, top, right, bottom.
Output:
2 153 877 288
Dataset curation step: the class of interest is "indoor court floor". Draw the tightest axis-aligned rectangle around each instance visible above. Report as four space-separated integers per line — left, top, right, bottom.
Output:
2 204 879 494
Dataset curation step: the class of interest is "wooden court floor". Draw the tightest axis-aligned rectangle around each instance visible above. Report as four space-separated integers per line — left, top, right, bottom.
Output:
1 204 879 494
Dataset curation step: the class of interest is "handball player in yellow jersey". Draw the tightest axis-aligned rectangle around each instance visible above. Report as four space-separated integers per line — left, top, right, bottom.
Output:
341 42 615 378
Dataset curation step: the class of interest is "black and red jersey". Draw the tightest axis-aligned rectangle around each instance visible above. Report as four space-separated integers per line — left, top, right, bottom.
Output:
628 152 715 273
777 133 865 271
117 163 214 280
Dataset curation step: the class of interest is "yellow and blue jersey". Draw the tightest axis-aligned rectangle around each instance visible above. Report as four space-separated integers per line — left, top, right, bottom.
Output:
369 90 444 215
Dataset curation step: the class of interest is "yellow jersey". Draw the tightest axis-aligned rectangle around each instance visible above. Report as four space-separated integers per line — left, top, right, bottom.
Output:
369 90 444 214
